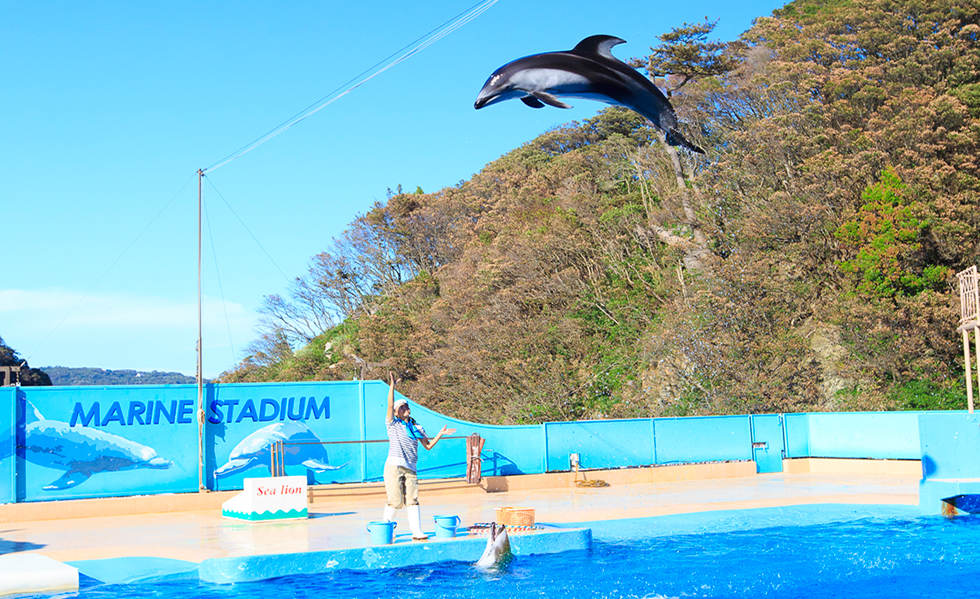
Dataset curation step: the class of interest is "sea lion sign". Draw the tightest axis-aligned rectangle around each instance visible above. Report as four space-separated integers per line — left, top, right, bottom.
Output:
475 35 704 154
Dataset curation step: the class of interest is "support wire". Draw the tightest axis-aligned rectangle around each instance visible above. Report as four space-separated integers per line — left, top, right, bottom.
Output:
203 0 497 174
202 194 238 366
25 173 197 363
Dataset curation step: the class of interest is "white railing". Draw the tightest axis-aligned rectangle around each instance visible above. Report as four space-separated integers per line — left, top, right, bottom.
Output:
958 266 980 413
958 266 979 327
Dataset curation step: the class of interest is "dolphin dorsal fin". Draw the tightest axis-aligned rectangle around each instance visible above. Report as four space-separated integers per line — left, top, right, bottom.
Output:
572 35 626 59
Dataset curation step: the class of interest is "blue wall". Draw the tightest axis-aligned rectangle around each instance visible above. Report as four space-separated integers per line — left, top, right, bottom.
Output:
545 419 653 471
917 412 980 514
655 416 753 464
806 412 922 459
0 381 932 503
919 412 980 479
783 413 811 458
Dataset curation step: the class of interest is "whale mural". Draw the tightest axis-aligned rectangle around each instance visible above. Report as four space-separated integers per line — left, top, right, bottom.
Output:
214 421 347 479
0 402 172 491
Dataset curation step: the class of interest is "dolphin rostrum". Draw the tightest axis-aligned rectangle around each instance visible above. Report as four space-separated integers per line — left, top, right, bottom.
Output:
475 35 704 154
474 522 513 570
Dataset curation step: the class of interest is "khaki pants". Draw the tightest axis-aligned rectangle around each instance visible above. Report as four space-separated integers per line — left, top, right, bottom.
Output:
384 461 419 509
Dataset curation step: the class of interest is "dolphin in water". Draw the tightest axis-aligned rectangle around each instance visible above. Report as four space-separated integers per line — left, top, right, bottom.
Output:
214 421 346 479
474 523 513 570
475 35 704 154
0 401 172 491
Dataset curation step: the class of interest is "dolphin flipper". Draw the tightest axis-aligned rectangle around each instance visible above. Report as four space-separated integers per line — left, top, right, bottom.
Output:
43 470 91 491
214 458 255 478
531 91 572 109
302 459 347 472
521 96 546 109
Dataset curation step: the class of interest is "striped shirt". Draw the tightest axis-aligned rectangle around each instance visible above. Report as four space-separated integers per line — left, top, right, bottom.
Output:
386 417 427 471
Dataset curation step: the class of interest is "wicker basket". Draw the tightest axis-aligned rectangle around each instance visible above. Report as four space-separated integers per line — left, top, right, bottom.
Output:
495 507 535 526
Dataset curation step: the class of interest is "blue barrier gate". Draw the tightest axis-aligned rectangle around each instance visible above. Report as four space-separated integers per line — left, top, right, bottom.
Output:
751 414 785 474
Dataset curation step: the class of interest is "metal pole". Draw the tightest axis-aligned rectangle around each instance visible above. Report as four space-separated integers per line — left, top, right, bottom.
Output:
965 329 974 414
197 169 205 491
974 327 980 414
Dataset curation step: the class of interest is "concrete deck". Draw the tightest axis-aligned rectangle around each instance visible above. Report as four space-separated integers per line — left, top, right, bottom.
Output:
0 462 920 566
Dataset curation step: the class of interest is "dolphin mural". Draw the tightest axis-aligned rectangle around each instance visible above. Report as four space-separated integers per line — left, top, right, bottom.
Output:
214 421 346 479
0 402 172 491
475 35 704 154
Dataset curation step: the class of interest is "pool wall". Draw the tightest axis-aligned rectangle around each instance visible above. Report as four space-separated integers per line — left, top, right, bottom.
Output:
0 381 936 504
195 526 592 583
918 412 980 514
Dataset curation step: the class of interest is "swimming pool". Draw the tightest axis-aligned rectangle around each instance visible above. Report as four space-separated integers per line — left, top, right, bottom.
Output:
39 505 980 599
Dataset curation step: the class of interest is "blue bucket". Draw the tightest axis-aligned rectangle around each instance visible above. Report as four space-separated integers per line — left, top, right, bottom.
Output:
366 521 397 545
433 515 461 538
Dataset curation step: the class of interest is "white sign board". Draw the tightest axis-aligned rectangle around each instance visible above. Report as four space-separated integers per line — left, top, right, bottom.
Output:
222 476 308 521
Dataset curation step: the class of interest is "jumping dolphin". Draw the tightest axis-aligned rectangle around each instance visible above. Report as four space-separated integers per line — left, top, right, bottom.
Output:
475 522 513 570
214 421 347 479
0 401 172 491
475 35 704 154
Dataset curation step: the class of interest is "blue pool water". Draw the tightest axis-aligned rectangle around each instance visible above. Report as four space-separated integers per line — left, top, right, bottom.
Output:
43 506 980 599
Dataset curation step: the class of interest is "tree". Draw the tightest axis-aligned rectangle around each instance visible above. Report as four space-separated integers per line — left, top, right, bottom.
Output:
630 18 743 96
835 168 949 298
627 19 742 271
0 337 51 386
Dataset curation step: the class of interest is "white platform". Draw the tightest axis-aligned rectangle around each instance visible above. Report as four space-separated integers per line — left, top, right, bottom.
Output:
0 553 78 597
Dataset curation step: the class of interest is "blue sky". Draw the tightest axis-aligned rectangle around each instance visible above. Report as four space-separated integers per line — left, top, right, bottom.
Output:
2 0 787 378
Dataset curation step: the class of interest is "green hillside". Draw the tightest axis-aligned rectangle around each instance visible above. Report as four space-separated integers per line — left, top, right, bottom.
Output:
221 0 980 424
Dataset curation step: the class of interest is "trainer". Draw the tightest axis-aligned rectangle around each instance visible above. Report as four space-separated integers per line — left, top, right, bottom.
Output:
382 372 455 540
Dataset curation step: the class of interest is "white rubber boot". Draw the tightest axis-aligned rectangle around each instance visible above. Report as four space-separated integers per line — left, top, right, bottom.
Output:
408 505 428 540
383 506 397 523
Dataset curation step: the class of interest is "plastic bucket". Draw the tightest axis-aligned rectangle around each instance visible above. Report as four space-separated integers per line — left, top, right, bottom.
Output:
433 515 461 538
366 521 397 545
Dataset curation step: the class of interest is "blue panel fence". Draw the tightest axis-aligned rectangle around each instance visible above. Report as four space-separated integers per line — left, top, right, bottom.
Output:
0 381 933 504
806 412 922 460
654 416 753 465
0 387 14 504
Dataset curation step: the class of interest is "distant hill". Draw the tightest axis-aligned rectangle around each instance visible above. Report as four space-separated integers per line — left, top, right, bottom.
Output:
42 367 198 386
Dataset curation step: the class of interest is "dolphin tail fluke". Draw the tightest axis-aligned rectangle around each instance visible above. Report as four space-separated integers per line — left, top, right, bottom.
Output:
666 129 704 154
22 401 43 425
44 470 91 491
302 459 347 472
